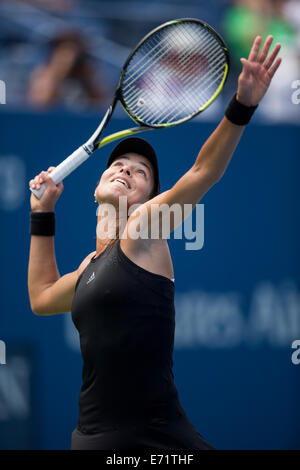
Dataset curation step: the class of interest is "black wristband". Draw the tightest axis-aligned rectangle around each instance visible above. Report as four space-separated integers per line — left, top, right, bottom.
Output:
225 93 258 125
30 211 55 236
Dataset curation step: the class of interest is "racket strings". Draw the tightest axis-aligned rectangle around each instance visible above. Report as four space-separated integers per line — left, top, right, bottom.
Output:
123 24 210 89
166 28 223 90
138 40 226 123
152 62 226 125
122 26 209 104
124 22 215 87
127 50 224 125
123 27 213 105
125 32 219 118
164 70 225 124
121 22 227 126
165 46 226 106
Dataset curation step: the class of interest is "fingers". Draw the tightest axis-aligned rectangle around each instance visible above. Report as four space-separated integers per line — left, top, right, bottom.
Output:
248 34 281 70
29 168 56 190
248 36 262 62
257 35 274 64
29 171 47 190
245 35 282 81
57 181 64 194
264 43 281 70
268 57 282 78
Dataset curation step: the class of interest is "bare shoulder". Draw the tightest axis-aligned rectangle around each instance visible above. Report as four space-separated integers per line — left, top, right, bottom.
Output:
77 251 96 277
120 237 174 280
120 235 169 255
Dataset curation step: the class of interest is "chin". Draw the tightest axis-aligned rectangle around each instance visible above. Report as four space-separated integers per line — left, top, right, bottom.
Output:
96 188 127 205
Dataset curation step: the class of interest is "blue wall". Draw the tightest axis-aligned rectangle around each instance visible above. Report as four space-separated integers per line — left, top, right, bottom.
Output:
0 108 299 449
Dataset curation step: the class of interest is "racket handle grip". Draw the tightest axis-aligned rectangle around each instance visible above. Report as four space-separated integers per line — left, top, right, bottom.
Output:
30 146 90 199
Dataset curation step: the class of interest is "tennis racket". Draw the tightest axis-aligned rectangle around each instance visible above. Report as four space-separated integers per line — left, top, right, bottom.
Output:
30 18 230 199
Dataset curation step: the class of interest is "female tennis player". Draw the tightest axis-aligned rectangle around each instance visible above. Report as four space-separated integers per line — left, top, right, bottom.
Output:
28 36 281 450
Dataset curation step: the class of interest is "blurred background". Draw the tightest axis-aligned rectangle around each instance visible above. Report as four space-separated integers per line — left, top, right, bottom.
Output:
0 0 299 450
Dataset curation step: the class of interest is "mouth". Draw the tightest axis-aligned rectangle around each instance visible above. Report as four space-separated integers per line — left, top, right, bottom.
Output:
111 178 131 190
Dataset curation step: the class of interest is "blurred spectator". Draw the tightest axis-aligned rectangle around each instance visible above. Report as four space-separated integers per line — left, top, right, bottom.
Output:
223 0 300 122
223 0 295 69
27 30 109 110
18 0 74 13
284 0 300 52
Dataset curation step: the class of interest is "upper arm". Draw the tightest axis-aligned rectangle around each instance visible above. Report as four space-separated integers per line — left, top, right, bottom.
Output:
32 251 96 316
32 271 78 315
125 165 218 240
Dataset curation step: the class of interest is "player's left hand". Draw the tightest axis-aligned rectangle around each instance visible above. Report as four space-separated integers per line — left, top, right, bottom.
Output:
236 35 282 107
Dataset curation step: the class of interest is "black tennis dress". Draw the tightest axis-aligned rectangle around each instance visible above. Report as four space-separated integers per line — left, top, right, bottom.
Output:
70 239 215 450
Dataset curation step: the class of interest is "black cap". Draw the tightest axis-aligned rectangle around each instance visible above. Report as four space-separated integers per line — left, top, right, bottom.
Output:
106 137 160 199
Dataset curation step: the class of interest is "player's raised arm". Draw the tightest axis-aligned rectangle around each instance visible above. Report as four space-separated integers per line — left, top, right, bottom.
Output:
126 36 282 238
28 167 78 315
193 35 281 181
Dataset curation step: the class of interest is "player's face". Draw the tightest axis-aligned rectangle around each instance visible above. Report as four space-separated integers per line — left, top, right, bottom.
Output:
94 153 154 209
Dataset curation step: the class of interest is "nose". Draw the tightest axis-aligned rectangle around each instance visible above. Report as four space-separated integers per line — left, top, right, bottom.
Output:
119 166 131 176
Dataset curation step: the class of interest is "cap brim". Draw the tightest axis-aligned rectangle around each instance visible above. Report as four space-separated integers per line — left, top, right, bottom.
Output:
107 137 156 168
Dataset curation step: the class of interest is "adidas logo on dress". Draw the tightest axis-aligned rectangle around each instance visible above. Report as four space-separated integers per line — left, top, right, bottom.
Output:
86 272 95 284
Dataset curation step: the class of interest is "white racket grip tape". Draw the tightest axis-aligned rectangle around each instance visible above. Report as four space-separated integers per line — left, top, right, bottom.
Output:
30 146 90 199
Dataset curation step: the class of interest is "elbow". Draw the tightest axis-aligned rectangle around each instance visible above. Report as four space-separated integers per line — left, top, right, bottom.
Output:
30 300 43 316
29 295 46 316
31 305 53 316
30 299 59 316
32 309 42 316
28 291 41 315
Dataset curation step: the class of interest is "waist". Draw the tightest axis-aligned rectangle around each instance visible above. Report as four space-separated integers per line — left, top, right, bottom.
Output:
77 393 185 434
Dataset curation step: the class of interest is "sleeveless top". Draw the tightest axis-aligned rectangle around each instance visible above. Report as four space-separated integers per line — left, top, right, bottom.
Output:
71 239 185 434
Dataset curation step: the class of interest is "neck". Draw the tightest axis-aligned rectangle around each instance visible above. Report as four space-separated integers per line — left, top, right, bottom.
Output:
95 200 128 254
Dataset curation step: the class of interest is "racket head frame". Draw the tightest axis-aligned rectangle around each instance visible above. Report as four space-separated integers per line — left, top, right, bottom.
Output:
117 17 231 129
93 18 231 150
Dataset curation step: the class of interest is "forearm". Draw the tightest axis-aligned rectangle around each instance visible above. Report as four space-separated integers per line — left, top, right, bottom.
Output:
28 234 60 307
193 116 245 180
193 32 282 181
28 166 65 311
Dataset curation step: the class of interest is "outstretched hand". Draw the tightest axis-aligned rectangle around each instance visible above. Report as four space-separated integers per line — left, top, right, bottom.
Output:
237 36 282 107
